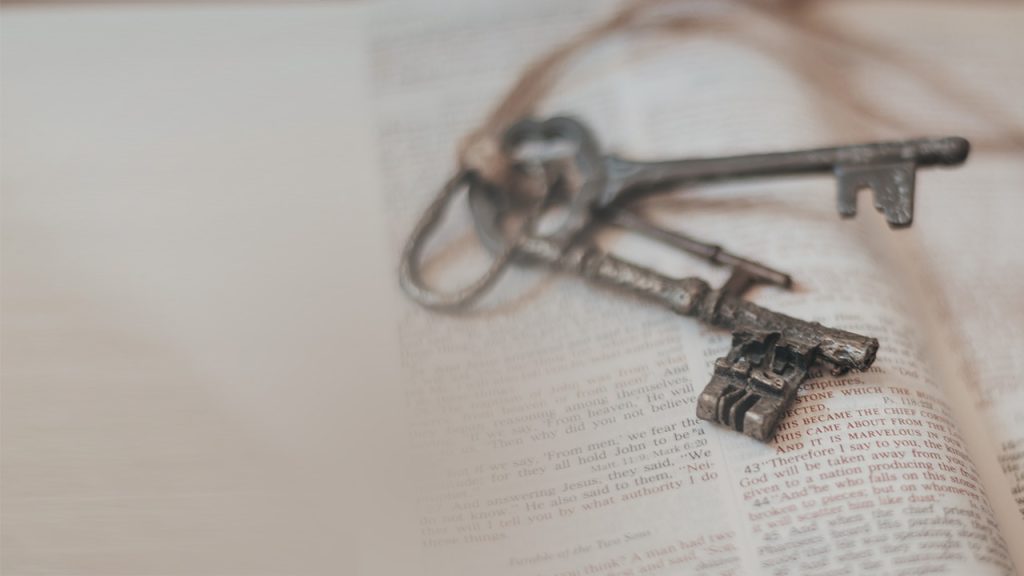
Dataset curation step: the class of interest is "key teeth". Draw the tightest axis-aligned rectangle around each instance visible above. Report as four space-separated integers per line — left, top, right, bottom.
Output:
697 331 814 441
835 162 916 228
698 376 781 440
836 183 859 219
743 397 782 442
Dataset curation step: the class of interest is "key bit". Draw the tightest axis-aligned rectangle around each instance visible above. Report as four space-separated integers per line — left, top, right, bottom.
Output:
835 162 916 227
833 137 969 228
696 331 814 441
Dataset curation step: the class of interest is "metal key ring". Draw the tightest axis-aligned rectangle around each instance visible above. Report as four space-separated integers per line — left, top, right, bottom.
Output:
468 116 607 257
398 170 521 311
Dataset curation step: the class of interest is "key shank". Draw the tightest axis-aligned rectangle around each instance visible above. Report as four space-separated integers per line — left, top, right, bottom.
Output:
520 236 876 368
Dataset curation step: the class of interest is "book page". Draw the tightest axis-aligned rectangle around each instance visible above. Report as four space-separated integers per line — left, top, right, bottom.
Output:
938 168 1024 517
371 1 1019 574
814 0 1024 561
886 155 1024 574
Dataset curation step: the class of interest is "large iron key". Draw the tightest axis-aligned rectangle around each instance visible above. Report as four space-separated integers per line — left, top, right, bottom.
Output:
507 231 877 441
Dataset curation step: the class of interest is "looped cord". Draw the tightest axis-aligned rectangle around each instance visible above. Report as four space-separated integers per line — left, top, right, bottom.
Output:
457 1 652 183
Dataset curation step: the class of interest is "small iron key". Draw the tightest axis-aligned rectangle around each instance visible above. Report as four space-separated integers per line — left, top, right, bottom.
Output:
499 228 878 441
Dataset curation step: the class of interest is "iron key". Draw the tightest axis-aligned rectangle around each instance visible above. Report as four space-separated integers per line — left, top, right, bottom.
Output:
497 116 969 243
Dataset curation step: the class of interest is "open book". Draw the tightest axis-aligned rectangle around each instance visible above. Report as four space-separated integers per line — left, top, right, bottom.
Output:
3 1 1021 575
371 1 1024 574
